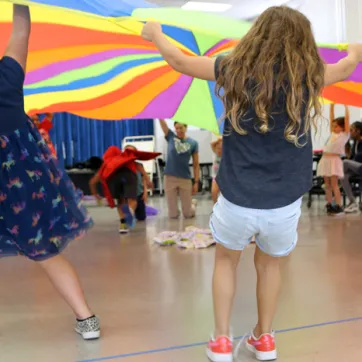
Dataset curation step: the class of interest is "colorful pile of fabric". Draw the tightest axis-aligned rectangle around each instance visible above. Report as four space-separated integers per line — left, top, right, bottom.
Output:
153 226 216 249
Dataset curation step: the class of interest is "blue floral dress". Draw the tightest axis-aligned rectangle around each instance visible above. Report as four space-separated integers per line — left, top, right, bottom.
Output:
0 56 93 261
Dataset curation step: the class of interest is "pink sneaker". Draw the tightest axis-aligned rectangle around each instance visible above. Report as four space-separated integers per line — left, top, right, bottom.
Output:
206 335 233 362
245 331 277 361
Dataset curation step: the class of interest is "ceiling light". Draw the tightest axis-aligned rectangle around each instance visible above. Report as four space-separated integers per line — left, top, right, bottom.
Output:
181 1 232 12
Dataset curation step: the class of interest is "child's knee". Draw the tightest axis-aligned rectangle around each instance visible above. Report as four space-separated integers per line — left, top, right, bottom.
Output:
215 244 241 267
254 250 281 272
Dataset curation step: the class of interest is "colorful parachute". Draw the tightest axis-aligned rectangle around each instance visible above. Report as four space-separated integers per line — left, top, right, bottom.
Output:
0 1 360 134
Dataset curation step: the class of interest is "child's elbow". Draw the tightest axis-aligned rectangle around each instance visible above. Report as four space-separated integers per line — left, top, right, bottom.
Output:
169 56 189 74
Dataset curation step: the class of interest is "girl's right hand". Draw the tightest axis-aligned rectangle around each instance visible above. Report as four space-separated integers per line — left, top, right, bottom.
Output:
141 22 162 42
347 43 362 62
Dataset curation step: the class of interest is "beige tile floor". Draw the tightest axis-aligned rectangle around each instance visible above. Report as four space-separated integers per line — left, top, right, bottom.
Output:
1 196 362 361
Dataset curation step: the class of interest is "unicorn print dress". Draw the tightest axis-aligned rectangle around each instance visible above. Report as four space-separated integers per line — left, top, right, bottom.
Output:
0 56 93 261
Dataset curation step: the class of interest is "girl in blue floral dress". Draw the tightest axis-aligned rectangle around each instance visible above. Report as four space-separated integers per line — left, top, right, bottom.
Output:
0 5 99 340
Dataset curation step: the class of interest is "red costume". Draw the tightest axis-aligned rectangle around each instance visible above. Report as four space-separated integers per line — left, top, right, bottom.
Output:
38 114 57 157
99 146 160 208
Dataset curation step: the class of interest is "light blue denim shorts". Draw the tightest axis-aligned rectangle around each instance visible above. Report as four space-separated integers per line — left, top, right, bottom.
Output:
210 194 302 257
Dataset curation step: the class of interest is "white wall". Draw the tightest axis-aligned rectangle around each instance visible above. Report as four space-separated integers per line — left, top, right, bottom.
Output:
345 0 362 42
299 0 345 43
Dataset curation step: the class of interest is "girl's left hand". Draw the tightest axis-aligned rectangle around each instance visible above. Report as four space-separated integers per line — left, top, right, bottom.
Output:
141 22 162 42
192 183 199 195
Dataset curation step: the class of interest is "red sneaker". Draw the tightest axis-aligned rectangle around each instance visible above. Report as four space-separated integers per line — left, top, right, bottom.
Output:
206 335 233 362
245 331 277 361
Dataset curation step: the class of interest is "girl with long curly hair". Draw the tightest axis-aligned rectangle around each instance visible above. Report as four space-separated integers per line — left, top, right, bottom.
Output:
142 6 362 361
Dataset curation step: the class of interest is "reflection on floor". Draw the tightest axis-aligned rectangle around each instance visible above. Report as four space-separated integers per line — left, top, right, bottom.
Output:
1 195 362 361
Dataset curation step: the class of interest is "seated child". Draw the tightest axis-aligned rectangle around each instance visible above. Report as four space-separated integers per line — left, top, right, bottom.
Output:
211 137 222 204
89 145 160 233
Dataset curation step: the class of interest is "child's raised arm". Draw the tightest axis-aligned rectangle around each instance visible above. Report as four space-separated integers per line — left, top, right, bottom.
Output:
344 105 350 133
5 5 31 72
324 44 362 86
142 22 216 81
329 104 335 133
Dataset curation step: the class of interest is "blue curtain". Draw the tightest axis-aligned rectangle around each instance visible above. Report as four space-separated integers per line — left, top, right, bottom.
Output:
43 113 154 167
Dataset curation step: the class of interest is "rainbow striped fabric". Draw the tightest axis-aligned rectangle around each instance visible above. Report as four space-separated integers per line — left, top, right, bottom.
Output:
0 1 361 134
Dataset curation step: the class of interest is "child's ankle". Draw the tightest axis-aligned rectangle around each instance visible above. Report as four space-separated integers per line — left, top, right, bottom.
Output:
214 329 231 339
253 325 272 339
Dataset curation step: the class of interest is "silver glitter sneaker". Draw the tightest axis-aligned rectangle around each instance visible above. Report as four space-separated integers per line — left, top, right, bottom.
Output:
75 316 100 340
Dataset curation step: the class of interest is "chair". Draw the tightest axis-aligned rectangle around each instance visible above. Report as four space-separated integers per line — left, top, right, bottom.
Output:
307 153 323 208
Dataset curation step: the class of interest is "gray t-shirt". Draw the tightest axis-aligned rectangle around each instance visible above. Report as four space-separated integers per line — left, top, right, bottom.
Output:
215 56 312 209
164 130 198 179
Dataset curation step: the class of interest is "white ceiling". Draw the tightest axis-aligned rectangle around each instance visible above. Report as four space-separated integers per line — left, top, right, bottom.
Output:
147 0 304 19
149 0 240 6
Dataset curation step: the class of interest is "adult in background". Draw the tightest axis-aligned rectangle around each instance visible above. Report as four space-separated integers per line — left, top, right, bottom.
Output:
342 121 362 213
160 119 199 218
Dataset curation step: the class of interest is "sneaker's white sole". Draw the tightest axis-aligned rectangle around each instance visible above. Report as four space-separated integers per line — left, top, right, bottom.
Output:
245 342 277 361
75 329 101 340
206 348 233 362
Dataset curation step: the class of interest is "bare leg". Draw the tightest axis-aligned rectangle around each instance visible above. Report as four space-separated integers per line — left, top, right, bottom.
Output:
117 198 125 219
211 179 220 204
213 244 241 337
331 175 342 206
324 176 333 204
254 247 282 337
128 198 137 212
38 255 92 320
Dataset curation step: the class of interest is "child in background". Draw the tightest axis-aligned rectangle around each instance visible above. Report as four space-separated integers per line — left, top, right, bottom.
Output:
30 114 40 128
211 138 222 204
142 6 362 361
317 104 350 216
89 145 159 233
31 113 56 157
38 113 56 157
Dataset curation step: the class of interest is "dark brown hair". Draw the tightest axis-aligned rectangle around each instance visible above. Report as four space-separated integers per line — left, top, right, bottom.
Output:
333 117 345 129
215 6 325 146
174 122 187 127
352 121 362 135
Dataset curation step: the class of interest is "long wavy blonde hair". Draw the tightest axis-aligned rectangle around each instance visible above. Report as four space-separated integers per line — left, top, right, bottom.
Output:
215 6 325 146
